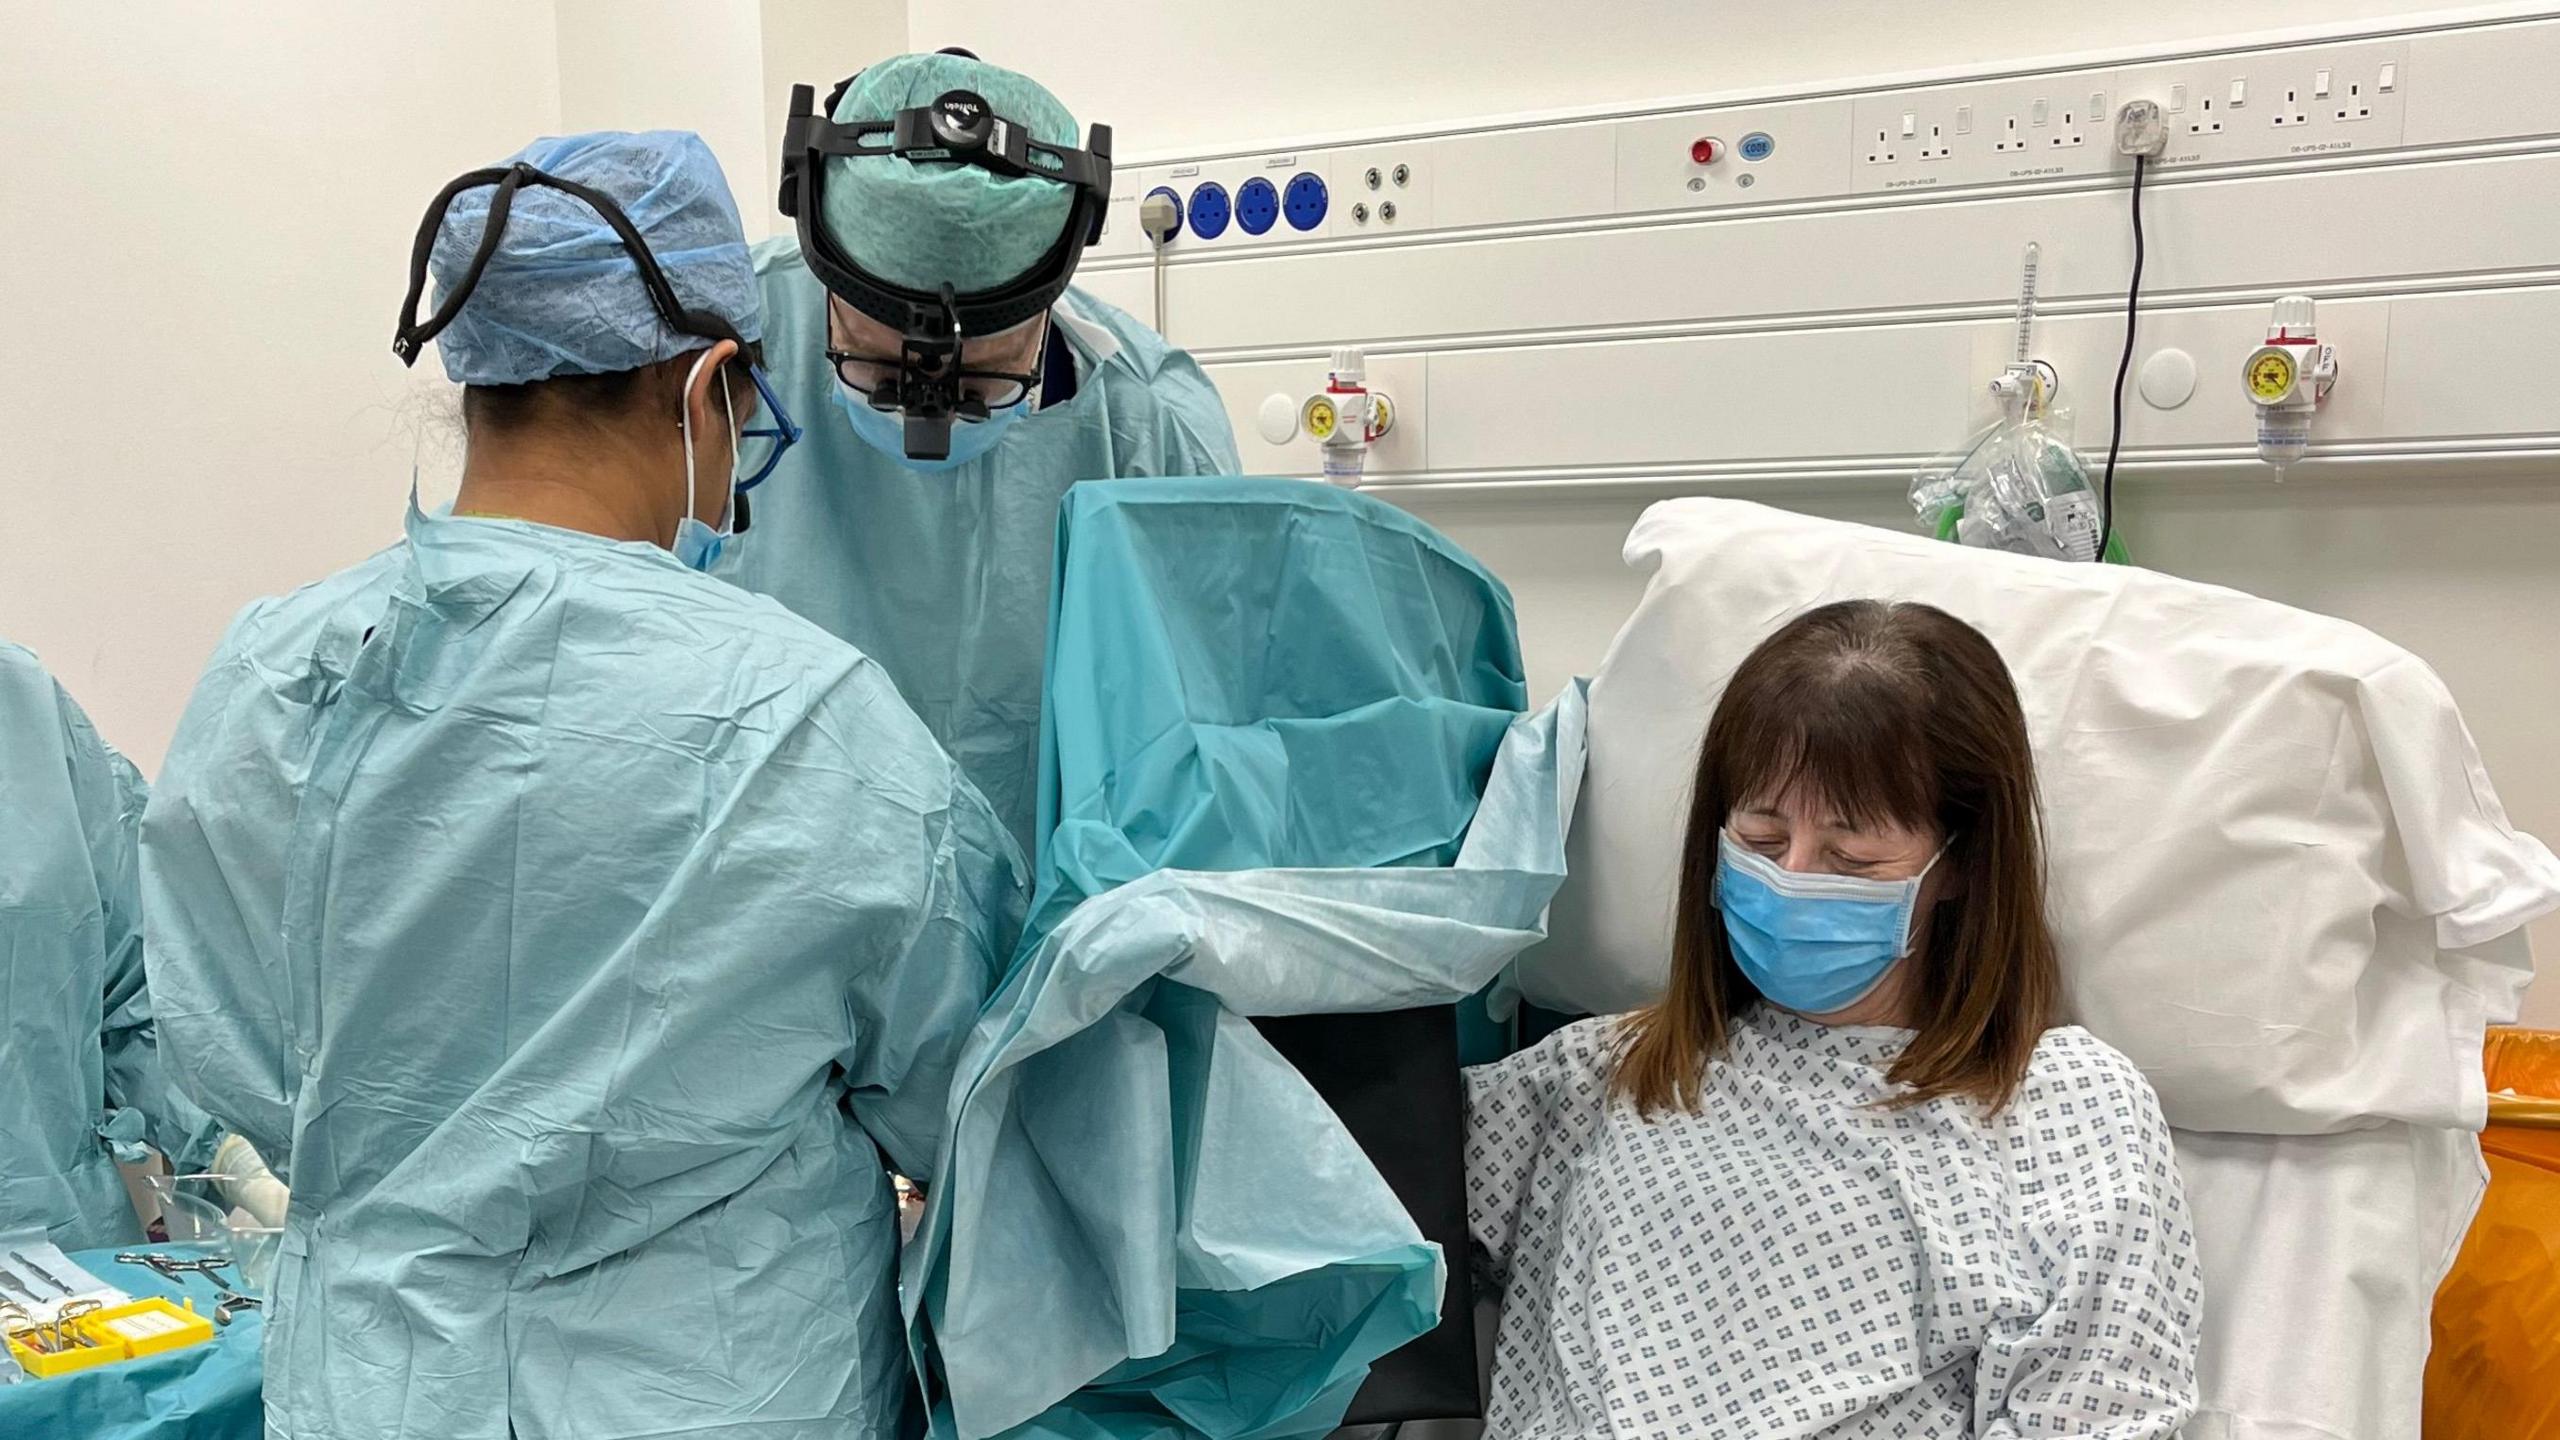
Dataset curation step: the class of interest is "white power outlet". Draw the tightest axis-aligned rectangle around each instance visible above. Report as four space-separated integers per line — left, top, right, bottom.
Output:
2048 99 2104 149
2119 38 2407 168
1853 75 2118 192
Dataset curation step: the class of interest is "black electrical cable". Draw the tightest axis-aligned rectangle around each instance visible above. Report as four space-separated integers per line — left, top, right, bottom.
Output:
2096 153 2148 562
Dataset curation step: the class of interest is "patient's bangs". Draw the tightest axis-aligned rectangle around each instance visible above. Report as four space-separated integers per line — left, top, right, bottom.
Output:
1714 673 1940 837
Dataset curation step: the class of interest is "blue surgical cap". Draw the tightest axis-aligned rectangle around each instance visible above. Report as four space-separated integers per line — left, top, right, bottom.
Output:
821 54 1081 296
428 130 763 386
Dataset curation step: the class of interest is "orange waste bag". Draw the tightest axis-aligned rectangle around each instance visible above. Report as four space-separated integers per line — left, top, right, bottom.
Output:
2426 1028 2560 1439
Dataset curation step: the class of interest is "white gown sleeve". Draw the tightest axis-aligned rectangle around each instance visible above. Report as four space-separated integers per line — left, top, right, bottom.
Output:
1976 1040 2204 1439
1463 1020 1614 1287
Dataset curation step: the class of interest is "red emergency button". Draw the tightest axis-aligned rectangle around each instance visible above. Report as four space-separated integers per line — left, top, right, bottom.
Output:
1690 137 1722 165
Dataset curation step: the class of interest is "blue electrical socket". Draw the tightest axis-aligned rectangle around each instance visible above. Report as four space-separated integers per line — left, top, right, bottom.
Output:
1188 181 1231 239
1235 176 1280 235
1282 172 1328 231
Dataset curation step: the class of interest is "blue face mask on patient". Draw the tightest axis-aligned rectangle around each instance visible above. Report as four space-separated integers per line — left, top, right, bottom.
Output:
1713 830 1944 1015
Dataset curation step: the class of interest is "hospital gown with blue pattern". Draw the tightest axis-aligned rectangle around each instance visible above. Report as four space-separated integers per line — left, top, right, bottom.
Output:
1466 1007 2200 1439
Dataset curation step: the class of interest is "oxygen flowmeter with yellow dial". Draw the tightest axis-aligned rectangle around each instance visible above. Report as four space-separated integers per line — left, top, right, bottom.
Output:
1257 349 1397 489
1298 391 1393 446
2244 347 2299 405
1300 393 1340 442
2241 295 2337 475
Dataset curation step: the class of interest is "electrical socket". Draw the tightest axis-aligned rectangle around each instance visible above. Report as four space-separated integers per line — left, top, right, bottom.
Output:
2110 37 2406 169
1854 77 2116 193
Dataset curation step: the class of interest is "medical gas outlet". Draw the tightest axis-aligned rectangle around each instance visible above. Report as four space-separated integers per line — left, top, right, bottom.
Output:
2243 295 2336 473
1293 348 1396 487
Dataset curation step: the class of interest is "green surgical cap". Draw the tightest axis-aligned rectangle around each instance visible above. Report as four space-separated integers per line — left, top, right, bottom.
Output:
821 53 1081 296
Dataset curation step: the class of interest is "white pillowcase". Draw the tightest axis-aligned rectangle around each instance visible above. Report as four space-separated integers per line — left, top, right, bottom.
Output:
1521 498 2560 1133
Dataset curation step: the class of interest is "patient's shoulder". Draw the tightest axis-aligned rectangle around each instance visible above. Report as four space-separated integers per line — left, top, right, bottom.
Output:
1467 1016 1626 1111
2004 1027 2177 1200
2013 1026 2164 1120
1546 1015 1630 1069
2017 1014 2160 1091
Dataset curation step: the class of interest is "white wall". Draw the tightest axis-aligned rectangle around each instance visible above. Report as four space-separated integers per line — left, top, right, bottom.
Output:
913 0 2560 1027
0 1 564 769
557 0 774 239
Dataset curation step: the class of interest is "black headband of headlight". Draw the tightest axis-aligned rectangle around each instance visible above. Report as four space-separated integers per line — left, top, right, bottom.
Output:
777 66 1112 459
778 77 1112 337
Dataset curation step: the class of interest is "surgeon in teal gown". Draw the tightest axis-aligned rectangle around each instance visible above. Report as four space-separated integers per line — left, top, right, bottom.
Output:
726 52 1242 854
141 130 1021 1440
0 642 221 1251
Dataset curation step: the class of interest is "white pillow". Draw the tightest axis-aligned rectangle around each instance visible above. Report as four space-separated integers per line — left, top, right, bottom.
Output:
1521 498 2560 1133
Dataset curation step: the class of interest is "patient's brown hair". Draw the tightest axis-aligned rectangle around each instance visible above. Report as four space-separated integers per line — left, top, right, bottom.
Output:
1612 599 2059 1114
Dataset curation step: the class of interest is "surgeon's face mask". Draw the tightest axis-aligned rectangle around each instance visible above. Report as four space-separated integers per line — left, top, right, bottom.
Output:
1713 830 1946 1016
833 380 1028 473
675 349 741 571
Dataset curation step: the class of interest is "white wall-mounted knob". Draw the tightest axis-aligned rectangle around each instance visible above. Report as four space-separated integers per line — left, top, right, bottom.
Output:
1257 393 1299 446
2138 348 2197 409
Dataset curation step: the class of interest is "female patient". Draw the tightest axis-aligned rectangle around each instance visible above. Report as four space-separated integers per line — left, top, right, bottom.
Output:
1469 600 2199 1438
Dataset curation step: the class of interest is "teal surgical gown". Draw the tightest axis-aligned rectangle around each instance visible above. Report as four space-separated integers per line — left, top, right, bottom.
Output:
0 643 220 1251
907 480 1587 1439
724 239 1243 855
141 507 1025 1440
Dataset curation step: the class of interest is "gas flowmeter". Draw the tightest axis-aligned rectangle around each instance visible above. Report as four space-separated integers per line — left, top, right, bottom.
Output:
2242 295 2337 473
1293 349 1395 487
